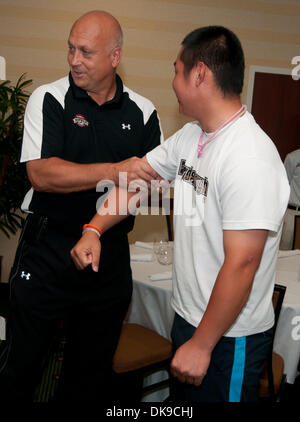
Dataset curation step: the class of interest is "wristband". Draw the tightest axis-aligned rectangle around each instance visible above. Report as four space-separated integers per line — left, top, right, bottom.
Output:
82 227 101 238
82 224 103 237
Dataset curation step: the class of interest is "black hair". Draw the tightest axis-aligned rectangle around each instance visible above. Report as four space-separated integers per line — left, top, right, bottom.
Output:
180 26 245 96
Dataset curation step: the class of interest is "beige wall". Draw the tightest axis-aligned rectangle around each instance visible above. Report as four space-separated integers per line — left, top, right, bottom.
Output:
0 0 300 280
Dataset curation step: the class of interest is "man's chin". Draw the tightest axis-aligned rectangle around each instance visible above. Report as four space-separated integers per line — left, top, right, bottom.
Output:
72 77 87 90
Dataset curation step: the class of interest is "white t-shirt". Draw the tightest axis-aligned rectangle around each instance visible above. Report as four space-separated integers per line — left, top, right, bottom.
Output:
147 111 290 337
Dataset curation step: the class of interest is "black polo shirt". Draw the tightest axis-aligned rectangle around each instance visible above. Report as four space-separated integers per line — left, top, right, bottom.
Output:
20 73 162 235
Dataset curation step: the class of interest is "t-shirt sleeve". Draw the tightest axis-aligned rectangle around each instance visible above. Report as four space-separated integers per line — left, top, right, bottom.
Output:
146 128 183 181
20 86 64 163
220 158 290 232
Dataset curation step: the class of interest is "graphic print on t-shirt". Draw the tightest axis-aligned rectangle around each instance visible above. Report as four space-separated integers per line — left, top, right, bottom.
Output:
178 159 209 197
177 159 208 227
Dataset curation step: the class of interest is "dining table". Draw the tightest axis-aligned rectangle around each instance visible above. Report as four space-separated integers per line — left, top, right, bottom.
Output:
127 242 300 402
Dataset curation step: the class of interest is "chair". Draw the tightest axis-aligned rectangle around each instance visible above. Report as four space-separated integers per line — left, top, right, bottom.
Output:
158 195 173 241
0 282 9 343
259 283 286 401
292 215 300 249
112 323 172 401
165 197 174 241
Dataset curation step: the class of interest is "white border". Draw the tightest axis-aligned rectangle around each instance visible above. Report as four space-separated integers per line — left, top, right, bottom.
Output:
246 65 291 111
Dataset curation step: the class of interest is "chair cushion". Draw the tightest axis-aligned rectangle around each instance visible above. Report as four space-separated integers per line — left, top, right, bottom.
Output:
113 323 172 373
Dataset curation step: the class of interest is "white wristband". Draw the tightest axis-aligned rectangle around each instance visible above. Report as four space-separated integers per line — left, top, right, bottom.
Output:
82 227 101 238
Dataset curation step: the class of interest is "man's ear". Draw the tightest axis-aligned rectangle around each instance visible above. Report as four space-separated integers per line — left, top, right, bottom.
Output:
111 46 122 68
194 61 206 87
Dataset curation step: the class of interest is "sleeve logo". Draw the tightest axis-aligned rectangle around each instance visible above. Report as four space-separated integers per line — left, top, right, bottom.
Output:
72 114 89 127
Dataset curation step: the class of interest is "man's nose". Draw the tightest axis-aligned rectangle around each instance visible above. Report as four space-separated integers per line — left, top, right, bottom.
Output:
69 49 81 66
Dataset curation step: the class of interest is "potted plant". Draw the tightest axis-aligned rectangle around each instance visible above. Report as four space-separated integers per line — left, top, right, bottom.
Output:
0 74 32 238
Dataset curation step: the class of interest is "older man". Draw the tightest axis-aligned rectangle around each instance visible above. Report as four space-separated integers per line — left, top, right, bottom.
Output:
0 10 162 401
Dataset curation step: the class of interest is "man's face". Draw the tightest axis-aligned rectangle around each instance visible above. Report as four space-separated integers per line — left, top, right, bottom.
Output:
67 22 119 94
172 49 195 117
173 49 198 118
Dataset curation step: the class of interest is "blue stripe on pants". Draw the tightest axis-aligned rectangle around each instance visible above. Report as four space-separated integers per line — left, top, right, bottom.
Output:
229 337 246 402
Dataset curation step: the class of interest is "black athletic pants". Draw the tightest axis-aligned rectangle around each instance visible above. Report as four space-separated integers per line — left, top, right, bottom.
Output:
0 214 132 401
171 313 273 402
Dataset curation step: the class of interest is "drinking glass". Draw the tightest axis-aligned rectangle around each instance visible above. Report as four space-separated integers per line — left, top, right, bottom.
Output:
157 244 173 265
153 239 169 255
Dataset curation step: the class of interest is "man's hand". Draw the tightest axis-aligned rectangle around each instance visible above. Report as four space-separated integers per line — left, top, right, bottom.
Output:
170 337 211 386
171 337 211 386
113 156 159 187
70 230 101 272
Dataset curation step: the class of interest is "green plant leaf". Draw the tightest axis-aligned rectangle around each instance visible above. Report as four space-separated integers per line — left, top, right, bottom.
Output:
0 74 32 237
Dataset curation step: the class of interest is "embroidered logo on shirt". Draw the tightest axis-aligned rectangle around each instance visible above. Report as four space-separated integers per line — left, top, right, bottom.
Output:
21 271 31 280
122 123 131 130
178 159 209 197
72 114 89 127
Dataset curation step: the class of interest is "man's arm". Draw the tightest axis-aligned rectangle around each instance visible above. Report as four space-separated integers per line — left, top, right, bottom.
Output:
70 185 138 271
170 229 268 386
26 156 158 193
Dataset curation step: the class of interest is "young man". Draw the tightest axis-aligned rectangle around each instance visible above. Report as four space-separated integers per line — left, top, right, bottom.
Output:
0 10 162 401
71 26 289 402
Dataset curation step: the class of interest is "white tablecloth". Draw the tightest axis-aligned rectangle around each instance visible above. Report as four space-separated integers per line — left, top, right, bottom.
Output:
127 244 300 399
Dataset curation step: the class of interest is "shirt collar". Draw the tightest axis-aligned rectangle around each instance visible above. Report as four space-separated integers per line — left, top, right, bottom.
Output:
69 72 123 106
